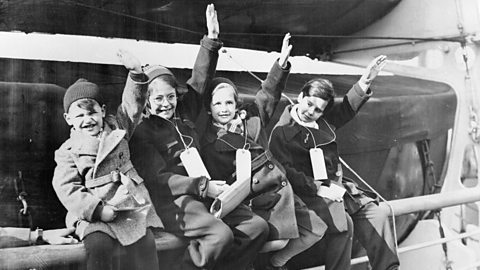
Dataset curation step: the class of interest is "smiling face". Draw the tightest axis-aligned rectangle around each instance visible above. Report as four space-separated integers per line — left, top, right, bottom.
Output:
209 84 237 125
147 77 177 120
297 94 329 123
64 98 106 137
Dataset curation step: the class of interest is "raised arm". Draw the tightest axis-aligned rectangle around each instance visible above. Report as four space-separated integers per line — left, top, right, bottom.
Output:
182 4 223 121
325 55 387 129
115 49 148 139
255 33 292 126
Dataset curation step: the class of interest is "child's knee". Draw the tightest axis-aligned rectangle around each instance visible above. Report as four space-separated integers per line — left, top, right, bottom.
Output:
84 232 117 256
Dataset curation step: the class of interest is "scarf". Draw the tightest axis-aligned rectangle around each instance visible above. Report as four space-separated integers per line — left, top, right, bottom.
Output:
290 104 319 129
213 112 245 137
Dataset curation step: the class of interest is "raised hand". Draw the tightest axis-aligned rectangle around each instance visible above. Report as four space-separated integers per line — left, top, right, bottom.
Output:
117 49 142 74
278 33 293 69
206 3 219 39
360 55 387 85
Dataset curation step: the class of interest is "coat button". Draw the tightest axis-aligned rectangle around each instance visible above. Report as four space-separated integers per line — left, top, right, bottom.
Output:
253 178 259 184
267 163 274 170
281 181 287 187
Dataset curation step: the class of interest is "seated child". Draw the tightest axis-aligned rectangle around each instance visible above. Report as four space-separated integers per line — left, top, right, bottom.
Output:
129 4 269 270
201 34 349 270
52 50 163 270
269 55 399 270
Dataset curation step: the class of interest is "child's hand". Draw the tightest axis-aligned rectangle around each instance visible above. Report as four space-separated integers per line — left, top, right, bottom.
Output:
278 33 292 69
43 228 79 245
206 3 219 39
359 55 387 85
206 180 229 198
100 205 118 222
117 49 143 74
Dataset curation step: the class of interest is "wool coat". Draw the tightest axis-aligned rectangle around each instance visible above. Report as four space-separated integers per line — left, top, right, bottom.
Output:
52 73 163 246
200 60 307 240
270 83 377 217
129 37 223 212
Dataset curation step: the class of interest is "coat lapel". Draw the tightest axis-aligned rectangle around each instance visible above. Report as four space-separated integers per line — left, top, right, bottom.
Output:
275 105 335 146
95 125 126 169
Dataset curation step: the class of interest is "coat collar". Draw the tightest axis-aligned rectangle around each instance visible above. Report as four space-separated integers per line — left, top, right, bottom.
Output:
275 105 336 145
95 124 126 167
69 123 126 167
202 120 263 152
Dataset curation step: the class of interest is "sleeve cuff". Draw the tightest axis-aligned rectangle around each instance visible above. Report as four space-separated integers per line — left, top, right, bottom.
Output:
352 82 372 98
200 35 224 52
129 72 148 84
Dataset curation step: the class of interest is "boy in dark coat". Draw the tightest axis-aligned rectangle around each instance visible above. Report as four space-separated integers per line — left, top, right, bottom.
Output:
270 55 400 270
129 5 269 270
52 50 163 270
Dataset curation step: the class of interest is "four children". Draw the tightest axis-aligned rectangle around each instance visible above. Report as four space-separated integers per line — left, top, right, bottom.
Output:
49 4 397 270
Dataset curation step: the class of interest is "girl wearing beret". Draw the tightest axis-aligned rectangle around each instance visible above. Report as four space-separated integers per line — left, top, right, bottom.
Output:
129 4 269 270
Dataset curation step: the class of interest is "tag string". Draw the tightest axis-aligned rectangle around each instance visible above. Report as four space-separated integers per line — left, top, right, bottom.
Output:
166 113 194 150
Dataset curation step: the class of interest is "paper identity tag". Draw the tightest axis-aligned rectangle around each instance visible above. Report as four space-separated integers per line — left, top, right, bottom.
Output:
310 148 328 180
236 149 252 183
180 147 211 178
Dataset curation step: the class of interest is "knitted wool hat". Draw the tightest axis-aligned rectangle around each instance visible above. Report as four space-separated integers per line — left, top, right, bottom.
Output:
204 77 239 110
143 65 176 83
63 78 104 113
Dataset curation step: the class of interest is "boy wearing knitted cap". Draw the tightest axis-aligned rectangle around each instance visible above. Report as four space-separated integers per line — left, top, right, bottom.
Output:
53 50 163 270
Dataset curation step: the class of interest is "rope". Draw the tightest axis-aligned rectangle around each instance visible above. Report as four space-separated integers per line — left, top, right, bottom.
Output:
220 48 294 105
339 157 399 254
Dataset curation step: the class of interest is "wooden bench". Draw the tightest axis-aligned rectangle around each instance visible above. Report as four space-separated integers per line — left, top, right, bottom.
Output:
0 230 286 270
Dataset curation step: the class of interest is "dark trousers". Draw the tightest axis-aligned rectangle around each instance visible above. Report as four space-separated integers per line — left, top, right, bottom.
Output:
286 214 353 270
287 195 354 270
158 195 234 270
351 203 399 270
217 203 270 270
83 228 159 270
159 195 269 270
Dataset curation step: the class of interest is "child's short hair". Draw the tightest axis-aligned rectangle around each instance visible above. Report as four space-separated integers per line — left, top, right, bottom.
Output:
64 78 104 113
73 98 101 113
301 78 335 101
204 77 239 110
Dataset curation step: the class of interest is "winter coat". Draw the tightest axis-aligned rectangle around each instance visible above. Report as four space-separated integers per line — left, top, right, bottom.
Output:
52 73 163 246
270 83 377 216
200 60 299 240
129 37 223 228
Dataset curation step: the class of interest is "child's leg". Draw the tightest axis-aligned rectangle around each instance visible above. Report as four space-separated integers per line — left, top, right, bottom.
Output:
350 202 399 270
124 228 159 270
270 195 327 267
84 231 120 270
159 195 234 269
217 203 270 270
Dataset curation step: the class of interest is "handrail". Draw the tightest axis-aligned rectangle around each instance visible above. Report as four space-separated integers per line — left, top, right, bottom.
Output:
379 187 480 217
